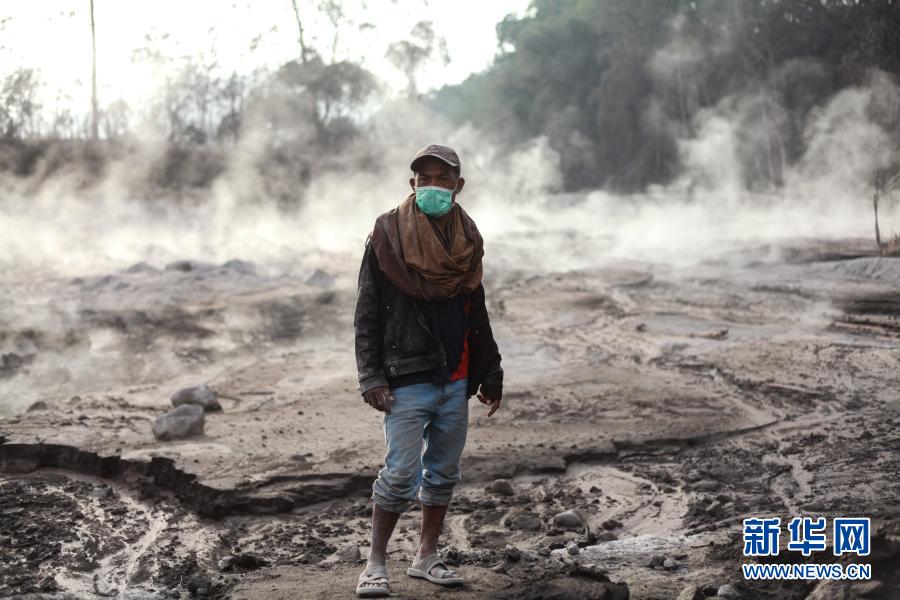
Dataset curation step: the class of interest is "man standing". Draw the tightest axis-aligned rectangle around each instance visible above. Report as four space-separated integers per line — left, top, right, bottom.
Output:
354 144 503 597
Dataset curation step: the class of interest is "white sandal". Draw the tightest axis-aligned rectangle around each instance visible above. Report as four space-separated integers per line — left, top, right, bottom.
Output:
356 564 391 597
407 553 463 587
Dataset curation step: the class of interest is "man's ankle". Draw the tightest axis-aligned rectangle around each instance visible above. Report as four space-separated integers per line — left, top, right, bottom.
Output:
415 546 438 560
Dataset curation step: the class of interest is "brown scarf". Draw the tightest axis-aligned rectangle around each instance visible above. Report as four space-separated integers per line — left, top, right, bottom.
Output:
370 192 484 301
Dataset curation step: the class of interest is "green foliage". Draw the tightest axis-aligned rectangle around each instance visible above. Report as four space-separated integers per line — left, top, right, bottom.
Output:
433 0 900 192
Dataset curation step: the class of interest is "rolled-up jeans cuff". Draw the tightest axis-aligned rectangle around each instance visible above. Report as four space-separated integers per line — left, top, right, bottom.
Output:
371 490 411 514
418 486 454 507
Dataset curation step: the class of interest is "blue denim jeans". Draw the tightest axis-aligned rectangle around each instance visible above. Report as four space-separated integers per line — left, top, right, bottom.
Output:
371 378 469 513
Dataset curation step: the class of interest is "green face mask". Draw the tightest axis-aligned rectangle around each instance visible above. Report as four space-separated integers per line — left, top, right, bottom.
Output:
415 185 455 217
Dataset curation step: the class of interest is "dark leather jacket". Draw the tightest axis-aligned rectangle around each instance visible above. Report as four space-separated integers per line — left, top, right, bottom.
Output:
354 234 503 400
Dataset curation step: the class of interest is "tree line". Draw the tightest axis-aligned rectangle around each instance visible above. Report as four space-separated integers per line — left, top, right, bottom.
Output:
2 0 898 197
433 0 900 192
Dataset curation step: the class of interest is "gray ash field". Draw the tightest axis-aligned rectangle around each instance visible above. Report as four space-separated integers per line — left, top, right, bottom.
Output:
2 233 899 599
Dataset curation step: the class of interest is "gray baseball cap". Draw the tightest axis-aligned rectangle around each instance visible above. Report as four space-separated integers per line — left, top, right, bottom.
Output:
410 144 461 172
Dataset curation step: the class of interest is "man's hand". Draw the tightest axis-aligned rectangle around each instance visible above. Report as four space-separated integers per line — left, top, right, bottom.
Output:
476 385 501 417
362 386 395 414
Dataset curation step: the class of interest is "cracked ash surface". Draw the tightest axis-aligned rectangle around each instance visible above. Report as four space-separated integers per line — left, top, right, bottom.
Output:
1 237 899 599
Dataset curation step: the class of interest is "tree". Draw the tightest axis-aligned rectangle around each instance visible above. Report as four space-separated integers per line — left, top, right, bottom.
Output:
386 21 449 97
0 69 41 139
89 0 99 139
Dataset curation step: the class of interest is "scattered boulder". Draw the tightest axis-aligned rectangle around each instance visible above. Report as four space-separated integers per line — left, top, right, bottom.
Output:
648 555 666 568
595 531 618 542
165 260 195 272
553 509 585 529
717 583 743 598
505 546 522 562
601 518 622 530
186 574 212 597
663 558 678 570
170 384 221 412
221 259 256 275
565 541 580 555
1 352 29 378
218 553 268 572
152 405 205 441
125 261 157 274
306 269 335 287
509 513 543 532
26 400 48 412
488 478 515 496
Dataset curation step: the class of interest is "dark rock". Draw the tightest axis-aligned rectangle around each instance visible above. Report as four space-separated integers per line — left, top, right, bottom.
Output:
218 553 268 572
601 518 622 530
663 558 678 570
170 384 221 412
186 574 212 596
566 541 580 555
1 352 30 377
488 478 515 496
26 401 48 412
553 509 585 529
306 269 334 287
165 260 195 272
152 405 205 441
505 546 521 562
231 553 269 572
648 555 666 568
221 259 256 275
125 261 158 273
509 513 543 531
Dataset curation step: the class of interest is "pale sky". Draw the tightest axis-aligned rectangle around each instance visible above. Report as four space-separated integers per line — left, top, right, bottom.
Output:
0 0 530 119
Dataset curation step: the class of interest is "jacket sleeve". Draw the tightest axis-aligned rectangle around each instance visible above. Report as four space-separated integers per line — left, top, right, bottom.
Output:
354 235 389 394
473 284 503 401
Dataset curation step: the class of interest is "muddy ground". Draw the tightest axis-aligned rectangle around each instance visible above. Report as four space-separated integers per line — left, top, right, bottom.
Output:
1 235 899 599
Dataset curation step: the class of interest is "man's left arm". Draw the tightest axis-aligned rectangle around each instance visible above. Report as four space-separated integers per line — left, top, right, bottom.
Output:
471 284 503 415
